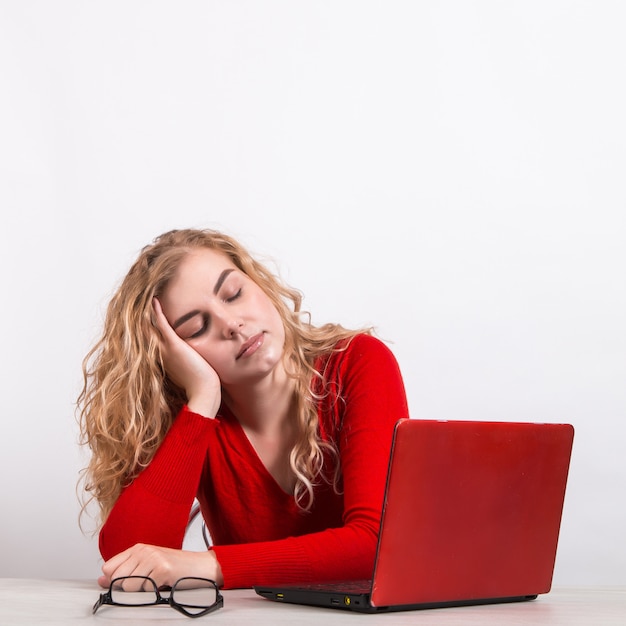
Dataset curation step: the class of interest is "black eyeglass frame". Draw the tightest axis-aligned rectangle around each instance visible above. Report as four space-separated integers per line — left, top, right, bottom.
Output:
92 575 223 618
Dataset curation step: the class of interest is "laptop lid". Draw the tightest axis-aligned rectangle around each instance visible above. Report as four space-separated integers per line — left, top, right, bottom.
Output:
370 419 574 608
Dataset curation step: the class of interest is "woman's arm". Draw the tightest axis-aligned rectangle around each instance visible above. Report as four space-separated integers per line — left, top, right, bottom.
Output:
97 298 224 585
213 334 409 588
98 335 408 590
98 407 217 561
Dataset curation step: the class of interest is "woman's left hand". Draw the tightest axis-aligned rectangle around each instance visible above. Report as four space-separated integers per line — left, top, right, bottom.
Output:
98 543 224 590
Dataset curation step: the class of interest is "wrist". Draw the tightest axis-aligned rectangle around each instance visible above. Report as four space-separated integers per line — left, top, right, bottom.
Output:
187 394 220 418
210 550 224 587
196 549 223 587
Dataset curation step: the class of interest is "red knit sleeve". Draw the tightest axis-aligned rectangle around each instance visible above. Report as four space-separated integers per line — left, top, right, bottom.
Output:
98 407 216 561
213 334 409 588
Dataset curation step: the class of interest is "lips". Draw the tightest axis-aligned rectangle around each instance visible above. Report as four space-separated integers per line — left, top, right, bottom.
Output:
236 333 265 360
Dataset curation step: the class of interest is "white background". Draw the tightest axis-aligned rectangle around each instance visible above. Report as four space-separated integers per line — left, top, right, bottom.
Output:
1 1 624 585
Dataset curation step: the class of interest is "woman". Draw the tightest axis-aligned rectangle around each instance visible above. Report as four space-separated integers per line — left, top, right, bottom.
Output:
78 228 409 590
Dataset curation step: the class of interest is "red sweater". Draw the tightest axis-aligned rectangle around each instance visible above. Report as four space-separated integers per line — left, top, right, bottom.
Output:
99 334 409 589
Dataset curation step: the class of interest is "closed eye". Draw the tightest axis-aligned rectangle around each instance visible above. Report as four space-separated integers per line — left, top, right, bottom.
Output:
187 314 210 339
225 288 242 303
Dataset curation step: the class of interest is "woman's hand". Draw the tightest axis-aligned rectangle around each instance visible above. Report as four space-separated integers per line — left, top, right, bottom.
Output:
153 298 222 418
99 543 224 590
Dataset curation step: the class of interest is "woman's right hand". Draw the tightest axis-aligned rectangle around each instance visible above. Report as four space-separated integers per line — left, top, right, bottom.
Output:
152 297 222 418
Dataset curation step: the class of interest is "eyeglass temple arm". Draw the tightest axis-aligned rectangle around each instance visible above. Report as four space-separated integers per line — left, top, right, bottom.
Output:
187 501 211 549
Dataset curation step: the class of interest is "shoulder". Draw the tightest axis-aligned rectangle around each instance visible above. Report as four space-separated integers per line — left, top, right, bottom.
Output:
343 332 394 355
317 333 409 440
325 333 402 381
341 333 399 365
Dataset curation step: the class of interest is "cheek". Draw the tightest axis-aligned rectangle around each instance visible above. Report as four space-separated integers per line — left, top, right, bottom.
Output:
191 343 228 373
273 313 286 343
274 312 286 344
257 295 283 332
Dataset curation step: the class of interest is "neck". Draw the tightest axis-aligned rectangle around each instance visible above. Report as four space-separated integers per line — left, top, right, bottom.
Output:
222 365 295 435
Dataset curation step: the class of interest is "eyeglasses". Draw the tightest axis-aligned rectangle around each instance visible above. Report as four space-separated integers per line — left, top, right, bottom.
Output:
92 576 223 618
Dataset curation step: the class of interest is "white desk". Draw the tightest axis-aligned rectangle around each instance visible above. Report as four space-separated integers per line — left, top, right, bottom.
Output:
0 579 624 625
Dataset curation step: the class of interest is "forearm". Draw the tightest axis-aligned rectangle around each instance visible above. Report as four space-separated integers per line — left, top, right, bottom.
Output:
213 520 378 589
99 407 215 560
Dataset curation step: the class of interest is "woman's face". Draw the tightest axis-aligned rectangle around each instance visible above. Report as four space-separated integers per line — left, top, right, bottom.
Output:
158 248 286 387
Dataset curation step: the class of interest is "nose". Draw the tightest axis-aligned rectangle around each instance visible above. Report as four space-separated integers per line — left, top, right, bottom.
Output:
222 316 244 338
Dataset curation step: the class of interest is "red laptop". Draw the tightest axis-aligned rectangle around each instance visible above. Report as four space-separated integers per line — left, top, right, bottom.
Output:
255 418 574 613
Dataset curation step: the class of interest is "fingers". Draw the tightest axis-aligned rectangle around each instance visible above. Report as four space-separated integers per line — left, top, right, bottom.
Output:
101 544 162 591
151 297 198 383
100 545 140 585
100 544 223 590
152 297 179 344
113 575 156 593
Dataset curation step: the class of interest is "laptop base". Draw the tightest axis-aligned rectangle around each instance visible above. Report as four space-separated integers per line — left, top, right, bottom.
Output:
254 586 538 614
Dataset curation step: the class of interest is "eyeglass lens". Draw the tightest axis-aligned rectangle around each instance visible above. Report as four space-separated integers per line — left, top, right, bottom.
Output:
172 578 219 614
110 576 159 605
109 576 218 612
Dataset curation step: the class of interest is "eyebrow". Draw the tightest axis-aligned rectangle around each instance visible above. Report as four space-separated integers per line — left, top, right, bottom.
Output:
172 309 201 330
172 268 235 330
213 268 234 295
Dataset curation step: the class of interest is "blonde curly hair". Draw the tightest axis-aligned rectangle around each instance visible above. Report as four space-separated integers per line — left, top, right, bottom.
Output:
78 228 369 527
